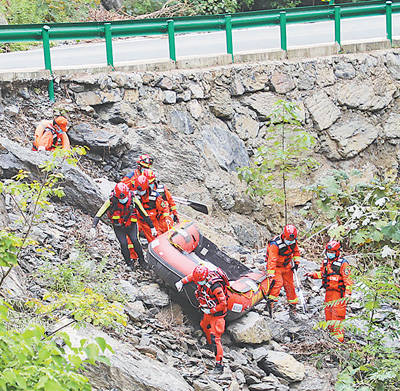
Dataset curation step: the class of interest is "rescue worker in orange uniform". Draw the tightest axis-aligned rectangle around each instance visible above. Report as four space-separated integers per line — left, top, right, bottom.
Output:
143 169 180 226
134 174 173 242
266 225 301 310
90 182 157 269
121 154 154 189
175 265 228 374
32 116 70 151
305 240 353 342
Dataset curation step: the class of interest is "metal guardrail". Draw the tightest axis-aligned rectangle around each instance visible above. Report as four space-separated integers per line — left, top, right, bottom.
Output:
0 0 398 101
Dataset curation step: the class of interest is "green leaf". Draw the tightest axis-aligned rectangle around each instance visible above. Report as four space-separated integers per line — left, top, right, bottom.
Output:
95 337 106 352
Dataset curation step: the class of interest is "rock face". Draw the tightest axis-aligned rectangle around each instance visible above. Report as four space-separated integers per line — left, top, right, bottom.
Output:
0 137 104 215
65 325 193 391
258 350 306 383
229 312 272 344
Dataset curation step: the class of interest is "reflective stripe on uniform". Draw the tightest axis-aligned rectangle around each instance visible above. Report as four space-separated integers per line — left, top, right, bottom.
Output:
268 294 279 301
112 216 120 219
288 298 299 304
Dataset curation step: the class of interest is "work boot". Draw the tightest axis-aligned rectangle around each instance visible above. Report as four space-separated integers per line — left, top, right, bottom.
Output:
289 306 299 322
213 362 224 374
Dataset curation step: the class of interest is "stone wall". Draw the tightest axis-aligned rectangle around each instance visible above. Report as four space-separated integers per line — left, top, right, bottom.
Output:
2 48 400 248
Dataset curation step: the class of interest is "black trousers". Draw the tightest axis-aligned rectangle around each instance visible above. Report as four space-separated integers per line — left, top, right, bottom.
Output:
113 223 144 265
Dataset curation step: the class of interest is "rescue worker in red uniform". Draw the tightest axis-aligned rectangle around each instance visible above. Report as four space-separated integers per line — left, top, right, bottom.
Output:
121 154 154 189
305 240 353 342
266 225 301 310
143 169 180 226
32 116 70 151
90 182 157 269
175 265 228 374
134 174 173 242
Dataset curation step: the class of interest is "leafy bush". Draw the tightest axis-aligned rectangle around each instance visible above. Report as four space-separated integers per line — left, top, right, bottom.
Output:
36 244 124 302
0 301 112 391
307 170 400 260
0 0 100 24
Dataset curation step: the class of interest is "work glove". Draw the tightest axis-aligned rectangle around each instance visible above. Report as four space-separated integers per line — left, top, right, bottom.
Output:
175 280 183 292
89 227 96 239
292 263 299 272
151 227 157 237
201 308 211 314
173 214 179 223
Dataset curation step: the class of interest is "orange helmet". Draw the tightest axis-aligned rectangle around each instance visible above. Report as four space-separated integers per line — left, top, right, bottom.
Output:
54 116 68 132
136 154 153 169
114 182 130 204
192 265 209 284
326 240 341 260
135 174 149 196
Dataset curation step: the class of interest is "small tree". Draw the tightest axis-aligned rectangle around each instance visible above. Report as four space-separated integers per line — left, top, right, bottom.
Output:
238 99 318 224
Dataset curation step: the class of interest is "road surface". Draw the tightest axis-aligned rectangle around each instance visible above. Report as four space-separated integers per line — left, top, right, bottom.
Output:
0 14 399 71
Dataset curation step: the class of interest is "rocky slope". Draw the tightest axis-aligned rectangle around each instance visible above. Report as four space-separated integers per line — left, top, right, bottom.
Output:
1 48 400 390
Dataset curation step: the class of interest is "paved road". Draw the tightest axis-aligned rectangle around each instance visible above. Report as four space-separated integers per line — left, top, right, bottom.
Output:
0 14 399 71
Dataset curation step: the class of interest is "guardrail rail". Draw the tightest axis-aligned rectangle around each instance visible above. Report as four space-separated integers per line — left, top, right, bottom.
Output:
0 0 398 100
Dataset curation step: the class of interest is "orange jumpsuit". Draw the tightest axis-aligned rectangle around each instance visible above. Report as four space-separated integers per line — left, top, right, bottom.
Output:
266 235 301 306
121 168 142 190
128 189 173 259
182 271 228 364
32 120 70 151
309 257 352 342
156 183 179 224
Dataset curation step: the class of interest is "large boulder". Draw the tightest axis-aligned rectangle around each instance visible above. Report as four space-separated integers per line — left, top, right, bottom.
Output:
383 113 400 139
0 266 28 298
241 92 279 119
199 120 249 172
65 325 193 391
229 312 272 344
68 123 128 156
258 350 305 383
326 117 378 158
0 137 104 216
209 88 233 119
271 72 296 94
304 91 340 130
386 52 400 80
137 283 170 307
337 81 396 112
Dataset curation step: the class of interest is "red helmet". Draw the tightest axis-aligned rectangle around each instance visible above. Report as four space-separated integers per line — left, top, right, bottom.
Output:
192 265 209 283
136 154 153 169
114 182 130 203
282 225 298 241
135 175 149 196
326 240 341 259
143 169 157 184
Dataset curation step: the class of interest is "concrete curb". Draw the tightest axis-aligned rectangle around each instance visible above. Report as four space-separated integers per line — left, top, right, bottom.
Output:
1 37 399 80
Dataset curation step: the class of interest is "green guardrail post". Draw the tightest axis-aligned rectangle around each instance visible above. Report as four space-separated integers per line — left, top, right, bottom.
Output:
334 6 341 47
104 22 114 68
42 25 54 102
225 15 234 62
280 11 287 51
167 19 176 61
386 1 392 44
